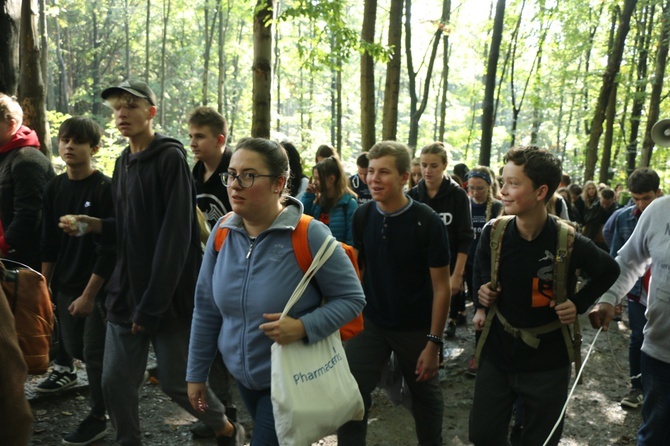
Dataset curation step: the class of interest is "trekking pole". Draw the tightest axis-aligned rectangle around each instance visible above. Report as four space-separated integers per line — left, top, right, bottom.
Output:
542 327 603 446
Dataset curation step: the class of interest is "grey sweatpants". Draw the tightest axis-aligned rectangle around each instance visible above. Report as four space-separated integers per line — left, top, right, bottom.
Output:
102 322 227 445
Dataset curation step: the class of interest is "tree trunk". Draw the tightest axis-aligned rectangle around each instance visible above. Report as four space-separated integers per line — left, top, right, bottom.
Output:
274 14 280 133
53 4 69 113
145 0 150 82
336 68 342 155
38 0 48 108
159 0 170 127
437 0 451 143
581 3 606 136
18 0 49 156
217 0 229 114
479 0 505 166
0 0 21 95
251 0 272 139
599 82 617 184
227 18 244 139
405 0 447 151
202 0 218 106
626 3 654 177
381 0 403 142
584 0 637 180
360 0 377 152
124 0 131 78
91 1 102 116
641 0 670 167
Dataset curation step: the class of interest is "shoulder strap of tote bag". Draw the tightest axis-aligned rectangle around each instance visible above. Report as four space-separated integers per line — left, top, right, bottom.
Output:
280 235 338 319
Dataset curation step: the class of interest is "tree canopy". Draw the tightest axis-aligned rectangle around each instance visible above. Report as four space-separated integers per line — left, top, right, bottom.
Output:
1 0 669 186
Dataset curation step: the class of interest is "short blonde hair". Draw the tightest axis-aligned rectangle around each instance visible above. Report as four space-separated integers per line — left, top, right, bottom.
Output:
0 94 23 127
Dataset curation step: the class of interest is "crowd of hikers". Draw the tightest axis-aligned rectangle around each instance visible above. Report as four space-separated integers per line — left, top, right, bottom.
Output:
0 79 668 446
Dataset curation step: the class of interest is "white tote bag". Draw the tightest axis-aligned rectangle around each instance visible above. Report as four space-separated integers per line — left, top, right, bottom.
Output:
271 235 365 446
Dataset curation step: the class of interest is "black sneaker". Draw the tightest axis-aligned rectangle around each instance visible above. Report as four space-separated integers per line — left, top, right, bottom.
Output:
445 321 456 338
216 421 245 446
36 364 78 394
62 415 107 445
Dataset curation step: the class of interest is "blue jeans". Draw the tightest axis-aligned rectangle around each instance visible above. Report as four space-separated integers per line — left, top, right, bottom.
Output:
628 299 647 390
639 352 670 445
236 384 279 446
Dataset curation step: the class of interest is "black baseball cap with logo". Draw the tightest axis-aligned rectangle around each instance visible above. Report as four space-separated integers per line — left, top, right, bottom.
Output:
101 80 157 106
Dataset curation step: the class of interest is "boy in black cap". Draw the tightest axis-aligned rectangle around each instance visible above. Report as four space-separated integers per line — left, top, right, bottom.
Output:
68 80 243 445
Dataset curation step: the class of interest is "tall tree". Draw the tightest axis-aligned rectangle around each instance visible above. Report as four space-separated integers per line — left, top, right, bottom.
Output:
145 0 150 82
217 0 230 114
0 0 21 95
584 0 637 181
18 0 49 156
360 0 377 152
479 0 505 166
252 0 272 138
625 2 655 176
404 0 445 150
202 0 218 105
641 0 670 167
437 0 451 143
159 0 170 126
599 8 620 184
381 0 402 142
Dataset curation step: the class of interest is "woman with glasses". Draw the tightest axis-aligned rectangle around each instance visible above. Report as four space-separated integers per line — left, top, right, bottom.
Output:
464 166 502 376
186 138 365 446
301 156 358 245
408 142 474 341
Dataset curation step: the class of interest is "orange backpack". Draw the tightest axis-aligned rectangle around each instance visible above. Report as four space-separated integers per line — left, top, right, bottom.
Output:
1 260 54 375
214 213 364 341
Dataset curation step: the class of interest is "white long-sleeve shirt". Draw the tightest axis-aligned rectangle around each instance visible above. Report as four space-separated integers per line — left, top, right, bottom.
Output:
599 195 670 364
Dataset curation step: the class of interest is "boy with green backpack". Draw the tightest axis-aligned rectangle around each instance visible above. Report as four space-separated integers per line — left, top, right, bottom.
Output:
469 146 619 445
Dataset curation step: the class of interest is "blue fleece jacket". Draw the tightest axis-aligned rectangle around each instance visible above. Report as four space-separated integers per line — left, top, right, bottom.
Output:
300 192 358 245
186 198 365 390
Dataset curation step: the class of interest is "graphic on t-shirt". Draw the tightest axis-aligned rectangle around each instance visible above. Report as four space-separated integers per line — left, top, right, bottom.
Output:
197 193 228 227
438 212 453 226
533 250 555 307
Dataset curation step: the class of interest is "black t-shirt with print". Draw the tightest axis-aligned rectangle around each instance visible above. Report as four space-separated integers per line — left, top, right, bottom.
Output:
473 216 619 371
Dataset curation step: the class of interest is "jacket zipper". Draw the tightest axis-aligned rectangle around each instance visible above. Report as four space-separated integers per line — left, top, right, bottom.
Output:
246 238 256 259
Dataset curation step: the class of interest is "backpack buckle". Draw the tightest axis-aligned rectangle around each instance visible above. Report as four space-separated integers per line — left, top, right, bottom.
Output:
556 249 568 263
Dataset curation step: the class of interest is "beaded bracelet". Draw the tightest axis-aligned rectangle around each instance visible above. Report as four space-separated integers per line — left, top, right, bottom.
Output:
426 334 444 346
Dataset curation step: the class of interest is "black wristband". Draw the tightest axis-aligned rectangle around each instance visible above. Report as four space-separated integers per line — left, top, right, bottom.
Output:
426 334 444 346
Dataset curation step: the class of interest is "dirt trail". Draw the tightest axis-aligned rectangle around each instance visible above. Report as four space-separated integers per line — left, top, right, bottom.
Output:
27 312 639 445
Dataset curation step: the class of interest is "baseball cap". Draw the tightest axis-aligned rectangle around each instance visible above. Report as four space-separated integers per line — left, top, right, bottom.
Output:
101 79 157 106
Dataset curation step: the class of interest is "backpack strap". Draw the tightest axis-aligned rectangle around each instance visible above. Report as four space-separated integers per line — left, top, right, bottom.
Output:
489 216 514 289
552 220 575 304
474 216 513 367
551 218 581 377
213 212 235 252
291 214 315 272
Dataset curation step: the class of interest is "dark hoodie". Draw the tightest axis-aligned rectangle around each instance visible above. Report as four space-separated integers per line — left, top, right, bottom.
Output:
102 134 202 332
407 176 473 269
0 125 54 269
192 147 232 228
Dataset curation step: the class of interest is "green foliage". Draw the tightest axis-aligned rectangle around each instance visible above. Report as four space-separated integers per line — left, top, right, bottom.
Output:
33 0 670 182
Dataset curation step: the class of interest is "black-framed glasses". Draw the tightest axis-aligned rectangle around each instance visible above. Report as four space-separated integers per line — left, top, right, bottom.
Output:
220 172 276 188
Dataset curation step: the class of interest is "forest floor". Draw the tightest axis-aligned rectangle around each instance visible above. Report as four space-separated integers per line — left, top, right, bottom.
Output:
26 307 640 446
